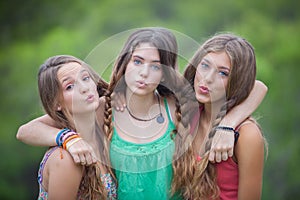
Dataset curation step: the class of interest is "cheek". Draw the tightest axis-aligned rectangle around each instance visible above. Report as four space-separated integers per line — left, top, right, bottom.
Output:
214 79 228 97
194 72 202 85
124 66 135 82
62 92 73 109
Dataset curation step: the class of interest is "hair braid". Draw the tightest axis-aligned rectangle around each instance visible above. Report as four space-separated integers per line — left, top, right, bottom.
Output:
191 98 237 199
167 92 181 140
205 98 236 152
104 94 113 141
171 76 199 197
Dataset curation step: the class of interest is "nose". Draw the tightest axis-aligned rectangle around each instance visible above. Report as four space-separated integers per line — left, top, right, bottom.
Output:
78 80 89 93
139 64 149 78
203 68 214 83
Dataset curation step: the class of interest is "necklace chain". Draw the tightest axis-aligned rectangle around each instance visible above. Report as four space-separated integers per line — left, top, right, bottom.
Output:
126 92 163 123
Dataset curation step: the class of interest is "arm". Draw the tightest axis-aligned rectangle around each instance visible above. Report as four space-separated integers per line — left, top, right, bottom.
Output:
16 114 97 165
16 114 58 146
236 123 265 200
209 80 268 162
48 149 83 200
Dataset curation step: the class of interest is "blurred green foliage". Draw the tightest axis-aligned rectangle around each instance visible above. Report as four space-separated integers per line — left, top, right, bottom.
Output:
1 0 299 199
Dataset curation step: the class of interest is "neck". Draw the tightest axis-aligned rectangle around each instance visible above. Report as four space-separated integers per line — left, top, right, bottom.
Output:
201 101 224 128
125 89 157 115
72 112 96 141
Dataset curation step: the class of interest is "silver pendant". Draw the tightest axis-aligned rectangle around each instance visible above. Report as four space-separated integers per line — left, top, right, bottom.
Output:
156 114 164 124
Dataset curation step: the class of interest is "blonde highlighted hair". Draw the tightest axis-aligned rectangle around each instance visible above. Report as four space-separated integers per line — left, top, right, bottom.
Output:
38 55 113 199
172 33 259 199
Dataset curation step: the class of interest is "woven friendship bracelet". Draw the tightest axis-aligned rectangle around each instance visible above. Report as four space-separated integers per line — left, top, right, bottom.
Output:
216 126 235 132
63 134 80 149
56 128 71 146
66 137 82 151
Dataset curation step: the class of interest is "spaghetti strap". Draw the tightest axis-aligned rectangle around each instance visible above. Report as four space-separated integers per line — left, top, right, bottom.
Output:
163 98 173 122
37 146 59 184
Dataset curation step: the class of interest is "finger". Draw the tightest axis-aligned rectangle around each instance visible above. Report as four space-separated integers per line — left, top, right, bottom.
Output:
111 93 118 110
119 92 126 108
90 149 98 164
215 151 222 163
222 151 228 161
116 93 126 111
85 152 93 166
116 94 124 111
228 147 234 157
72 154 81 164
208 151 215 162
78 154 86 165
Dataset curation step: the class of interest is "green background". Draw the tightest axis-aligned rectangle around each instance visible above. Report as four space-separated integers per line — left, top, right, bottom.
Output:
1 0 299 199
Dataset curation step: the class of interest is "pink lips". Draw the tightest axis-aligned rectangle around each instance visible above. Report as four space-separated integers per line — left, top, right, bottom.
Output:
86 94 95 102
136 80 147 88
198 86 209 94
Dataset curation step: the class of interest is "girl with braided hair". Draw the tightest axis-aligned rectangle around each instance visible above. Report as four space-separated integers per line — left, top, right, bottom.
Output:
17 28 267 199
103 27 185 199
32 55 117 199
103 28 267 199
172 33 267 199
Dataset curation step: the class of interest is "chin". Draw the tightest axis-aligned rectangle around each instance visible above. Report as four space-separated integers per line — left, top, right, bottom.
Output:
195 94 210 104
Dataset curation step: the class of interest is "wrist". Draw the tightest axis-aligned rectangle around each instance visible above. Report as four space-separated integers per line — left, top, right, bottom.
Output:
219 118 237 129
216 125 235 132
56 128 79 147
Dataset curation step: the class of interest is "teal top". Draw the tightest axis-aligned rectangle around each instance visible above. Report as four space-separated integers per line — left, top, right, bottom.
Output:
110 98 180 200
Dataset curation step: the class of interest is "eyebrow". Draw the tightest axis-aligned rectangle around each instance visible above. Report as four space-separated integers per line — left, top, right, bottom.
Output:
61 69 88 84
202 58 230 71
132 55 160 63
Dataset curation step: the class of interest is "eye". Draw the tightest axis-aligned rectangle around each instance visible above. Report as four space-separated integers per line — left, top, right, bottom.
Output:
83 75 90 81
218 69 229 77
66 84 74 90
200 62 209 69
133 59 142 65
197 62 209 72
218 71 228 77
150 64 161 71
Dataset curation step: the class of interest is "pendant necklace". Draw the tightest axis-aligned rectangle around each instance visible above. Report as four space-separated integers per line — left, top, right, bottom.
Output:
126 92 165 124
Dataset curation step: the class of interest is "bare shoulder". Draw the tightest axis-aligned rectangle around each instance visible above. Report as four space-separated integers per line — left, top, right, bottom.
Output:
238 120 264 143
235 120 265 156
44 147 83 198
47 148 82 171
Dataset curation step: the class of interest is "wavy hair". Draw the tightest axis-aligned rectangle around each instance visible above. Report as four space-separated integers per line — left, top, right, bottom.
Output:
172 33 258 199
103 27 184 142
38 55 112 199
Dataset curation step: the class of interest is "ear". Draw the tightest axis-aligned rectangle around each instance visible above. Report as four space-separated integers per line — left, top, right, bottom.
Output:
56 104 62 111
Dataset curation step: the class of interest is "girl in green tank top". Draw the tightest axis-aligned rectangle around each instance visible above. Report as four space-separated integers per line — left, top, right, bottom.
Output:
110 99 176 199
103 28 185 199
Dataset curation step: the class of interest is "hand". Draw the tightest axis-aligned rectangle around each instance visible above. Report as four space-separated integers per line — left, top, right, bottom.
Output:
67 139 97 165
209 129 234 163
111 92 126 112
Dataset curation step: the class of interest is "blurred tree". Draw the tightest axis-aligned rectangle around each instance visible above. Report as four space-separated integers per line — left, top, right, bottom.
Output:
1 0 299 199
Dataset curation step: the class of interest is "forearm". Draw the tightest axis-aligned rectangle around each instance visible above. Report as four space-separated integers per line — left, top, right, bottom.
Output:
220 80 268 128
16 115 59 146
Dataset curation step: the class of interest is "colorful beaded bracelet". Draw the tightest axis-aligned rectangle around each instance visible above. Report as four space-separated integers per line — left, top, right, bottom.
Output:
56 128 71 146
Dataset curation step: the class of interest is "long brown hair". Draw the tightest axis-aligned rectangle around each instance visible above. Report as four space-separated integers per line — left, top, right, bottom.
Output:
104 27 184 141
38 55 112 199
172 33 257 199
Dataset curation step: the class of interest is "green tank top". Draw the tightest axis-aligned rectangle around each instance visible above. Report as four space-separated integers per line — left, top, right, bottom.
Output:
110 98 180 200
